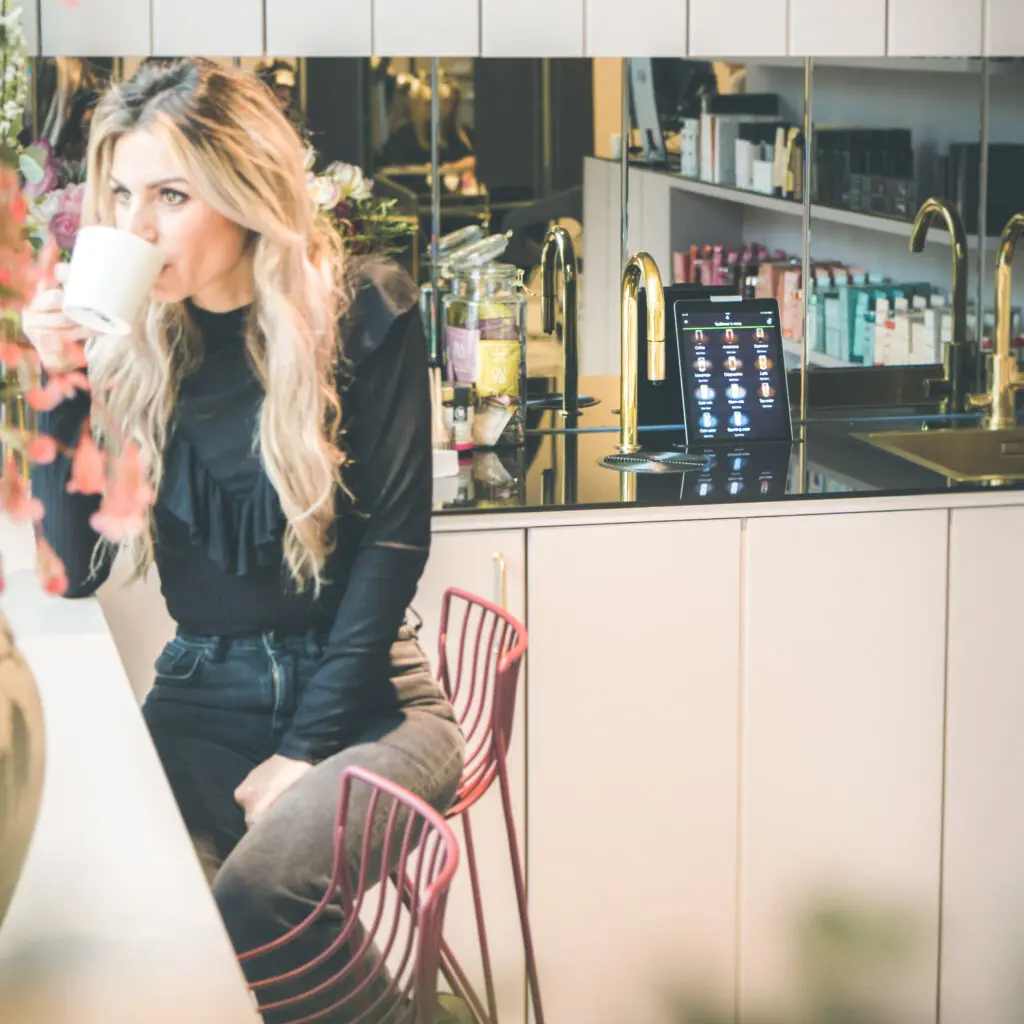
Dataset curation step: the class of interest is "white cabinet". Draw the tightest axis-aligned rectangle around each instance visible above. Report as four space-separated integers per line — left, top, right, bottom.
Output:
481 0 585 56
526 519 741 1024
789 0 886 56
40 0 151 56
888 0 983 56
416 527 528 1024
586 0 688 57
689 0 788 58
940 506 1024 1024
374 0 479 57
266 0 371 56
740 510 947 1023
984 0 1024 56
152 0 261 56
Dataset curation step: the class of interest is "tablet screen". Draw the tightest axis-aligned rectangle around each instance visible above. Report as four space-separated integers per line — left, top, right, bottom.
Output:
675 300 793 444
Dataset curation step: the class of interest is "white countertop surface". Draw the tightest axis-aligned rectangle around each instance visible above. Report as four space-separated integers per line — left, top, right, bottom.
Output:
0 522 259 1024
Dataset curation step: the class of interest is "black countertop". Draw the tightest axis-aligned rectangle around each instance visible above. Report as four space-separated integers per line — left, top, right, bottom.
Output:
432 375 1024 516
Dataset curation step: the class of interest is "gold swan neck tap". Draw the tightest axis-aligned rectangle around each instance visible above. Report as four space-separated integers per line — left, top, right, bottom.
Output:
540 226 580 418
909 197 969 413
992 212 1024 429
968 212 1024 430
618 252 666 455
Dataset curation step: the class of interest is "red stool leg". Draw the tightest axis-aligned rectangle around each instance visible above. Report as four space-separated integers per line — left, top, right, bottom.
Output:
440 938 491 1024
497 758 545 1024
462 810 500 1023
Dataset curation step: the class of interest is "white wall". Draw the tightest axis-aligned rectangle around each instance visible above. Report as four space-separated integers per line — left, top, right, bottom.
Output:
34 0 1007 57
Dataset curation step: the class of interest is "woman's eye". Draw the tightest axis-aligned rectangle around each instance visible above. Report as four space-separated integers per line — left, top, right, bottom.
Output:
160 188 188 207
111 185 129 204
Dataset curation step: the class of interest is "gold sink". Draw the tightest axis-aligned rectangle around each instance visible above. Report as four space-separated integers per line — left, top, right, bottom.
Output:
858 427 1024 482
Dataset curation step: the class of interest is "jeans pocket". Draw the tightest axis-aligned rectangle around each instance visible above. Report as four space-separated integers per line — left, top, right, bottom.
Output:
154 641 209 684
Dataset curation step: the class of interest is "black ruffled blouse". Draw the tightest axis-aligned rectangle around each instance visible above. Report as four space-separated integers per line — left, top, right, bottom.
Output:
32 270 433 763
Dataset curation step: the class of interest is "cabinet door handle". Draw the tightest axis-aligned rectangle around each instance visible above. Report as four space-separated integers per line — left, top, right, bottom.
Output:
492 552 507 609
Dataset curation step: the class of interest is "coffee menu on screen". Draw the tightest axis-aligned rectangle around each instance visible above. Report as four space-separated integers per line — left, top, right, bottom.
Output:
674 299 793 444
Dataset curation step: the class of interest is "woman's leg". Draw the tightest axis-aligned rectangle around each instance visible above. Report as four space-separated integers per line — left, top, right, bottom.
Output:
142 636 281 878
212 706 465 1021
144 706 260 879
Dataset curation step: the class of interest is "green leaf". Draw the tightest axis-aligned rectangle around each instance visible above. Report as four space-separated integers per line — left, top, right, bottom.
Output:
19 150 43 184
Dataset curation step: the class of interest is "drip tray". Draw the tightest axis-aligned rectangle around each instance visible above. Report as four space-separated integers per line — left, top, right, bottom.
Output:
599 451 708 474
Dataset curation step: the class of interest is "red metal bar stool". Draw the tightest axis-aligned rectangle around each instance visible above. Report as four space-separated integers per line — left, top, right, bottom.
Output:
436 587 544 1024
238 764 460 1024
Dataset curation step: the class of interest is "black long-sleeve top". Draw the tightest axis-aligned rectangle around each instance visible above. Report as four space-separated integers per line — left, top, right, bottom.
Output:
31 271 433 764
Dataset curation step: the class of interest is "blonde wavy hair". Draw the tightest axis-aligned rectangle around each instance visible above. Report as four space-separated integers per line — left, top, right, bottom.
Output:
83 58 347 591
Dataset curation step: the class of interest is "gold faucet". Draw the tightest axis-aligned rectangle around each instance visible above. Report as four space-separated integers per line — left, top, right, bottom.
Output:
909 197 970 414
618 252 666 454
540 226 580 418
968 212 1024 430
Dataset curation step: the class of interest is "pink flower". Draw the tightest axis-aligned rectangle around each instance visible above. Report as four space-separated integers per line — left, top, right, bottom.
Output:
90 443 154 542
26 434 58 465
25 370 90 411
35 538 68 596
50 184 84 251
0 454 44 522
0 339 35 371
66 431 106 495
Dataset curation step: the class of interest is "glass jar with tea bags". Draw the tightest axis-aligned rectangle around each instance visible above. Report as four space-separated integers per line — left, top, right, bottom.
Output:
419 230 507 364
443 260 527 448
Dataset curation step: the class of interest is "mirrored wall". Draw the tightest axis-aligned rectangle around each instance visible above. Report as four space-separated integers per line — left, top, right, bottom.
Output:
436 55 1024 502
21 53 1024 506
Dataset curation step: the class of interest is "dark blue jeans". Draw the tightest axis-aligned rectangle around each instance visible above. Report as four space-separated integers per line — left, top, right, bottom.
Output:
141 624 464 1022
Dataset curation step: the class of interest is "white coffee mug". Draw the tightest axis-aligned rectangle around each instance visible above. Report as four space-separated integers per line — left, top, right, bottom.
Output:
62 226 165 336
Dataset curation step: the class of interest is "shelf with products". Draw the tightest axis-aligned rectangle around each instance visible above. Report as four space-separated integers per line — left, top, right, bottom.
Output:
782 339 854 369
637 167 990 249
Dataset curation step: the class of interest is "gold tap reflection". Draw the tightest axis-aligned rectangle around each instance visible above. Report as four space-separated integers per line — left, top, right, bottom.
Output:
540 226 580 418
968 212 1024 430
909 197 970 414
618 251 665 455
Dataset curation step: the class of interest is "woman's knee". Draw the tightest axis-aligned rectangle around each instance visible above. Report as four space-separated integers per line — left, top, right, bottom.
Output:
212 827 328 954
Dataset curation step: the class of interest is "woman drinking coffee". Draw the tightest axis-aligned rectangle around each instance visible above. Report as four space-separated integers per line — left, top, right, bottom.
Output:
25 57 464 1020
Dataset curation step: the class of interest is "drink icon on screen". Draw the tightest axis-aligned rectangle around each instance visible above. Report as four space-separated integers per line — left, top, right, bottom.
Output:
728 479 744 496
725 328 736 341
726 382 747 401
698 478 713 497
757 354 773 371
699 411 718 430
730 410 750 428
724 355 743 373
755 327 765 339
693 329 706 343
694 356 711 373
696 384 716 402
758 381 776 399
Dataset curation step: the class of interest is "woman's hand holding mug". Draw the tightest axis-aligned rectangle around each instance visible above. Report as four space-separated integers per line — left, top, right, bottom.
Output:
22 262 93 375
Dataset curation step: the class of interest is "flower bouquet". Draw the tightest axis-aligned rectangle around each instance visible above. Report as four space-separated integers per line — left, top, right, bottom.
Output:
20 138 85 257
306 150 414 257
0 155 153 596
0 0 151 938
